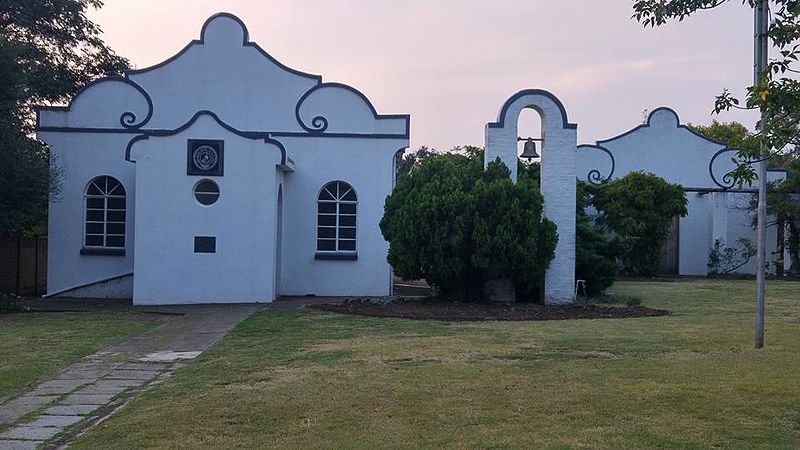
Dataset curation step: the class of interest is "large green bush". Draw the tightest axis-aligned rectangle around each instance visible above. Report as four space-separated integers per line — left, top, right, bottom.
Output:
575 182 629 296
590 172 688 276
380 149 557 301
383 150 682 300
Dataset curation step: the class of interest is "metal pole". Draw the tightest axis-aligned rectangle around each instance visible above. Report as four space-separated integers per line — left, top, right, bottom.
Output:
754 0 769 349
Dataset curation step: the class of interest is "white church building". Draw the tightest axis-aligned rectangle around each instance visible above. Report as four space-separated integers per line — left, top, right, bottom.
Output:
36 13 409 304
37 12 786 305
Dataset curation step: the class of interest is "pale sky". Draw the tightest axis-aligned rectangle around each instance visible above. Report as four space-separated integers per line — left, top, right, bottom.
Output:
89 0 759 150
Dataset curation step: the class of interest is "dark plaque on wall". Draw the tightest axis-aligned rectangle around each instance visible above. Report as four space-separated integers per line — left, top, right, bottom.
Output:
187 139 224 176
194 236 216 253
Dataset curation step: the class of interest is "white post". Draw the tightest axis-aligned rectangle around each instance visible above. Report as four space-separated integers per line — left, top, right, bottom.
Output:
754 0 768 349
485 90 577 304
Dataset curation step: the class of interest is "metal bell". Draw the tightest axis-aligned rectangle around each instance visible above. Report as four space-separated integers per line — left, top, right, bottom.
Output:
520 138 539 160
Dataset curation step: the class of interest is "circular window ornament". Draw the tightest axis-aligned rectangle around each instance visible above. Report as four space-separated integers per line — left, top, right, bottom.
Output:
193 179 220 206
192 145 219 171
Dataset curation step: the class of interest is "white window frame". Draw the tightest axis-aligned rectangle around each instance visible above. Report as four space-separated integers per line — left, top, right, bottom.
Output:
84 176 126 249
317 181 357 253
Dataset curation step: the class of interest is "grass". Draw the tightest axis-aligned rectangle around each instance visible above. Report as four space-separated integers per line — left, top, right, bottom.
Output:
71 279 800 449
0 311 166 401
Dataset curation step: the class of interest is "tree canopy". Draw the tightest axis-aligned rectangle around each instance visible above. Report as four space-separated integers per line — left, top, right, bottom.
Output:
0 0 128 235
689 120 758 155
634 0 800 184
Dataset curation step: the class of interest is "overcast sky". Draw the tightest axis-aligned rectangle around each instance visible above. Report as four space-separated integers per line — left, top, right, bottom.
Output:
89 0 759 150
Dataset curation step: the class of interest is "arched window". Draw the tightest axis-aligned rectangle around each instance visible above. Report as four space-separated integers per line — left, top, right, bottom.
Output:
317 181 357 253
84 176 126 249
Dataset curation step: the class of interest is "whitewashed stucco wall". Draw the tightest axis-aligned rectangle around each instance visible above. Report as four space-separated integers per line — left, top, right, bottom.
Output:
37 13 409 303
576 108 785 276
129 115 284 304
485 90 577 304
279 137 402 297
39 131 136 297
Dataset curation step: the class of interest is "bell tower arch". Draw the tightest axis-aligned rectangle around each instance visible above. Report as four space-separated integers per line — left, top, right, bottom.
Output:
485 89 577 304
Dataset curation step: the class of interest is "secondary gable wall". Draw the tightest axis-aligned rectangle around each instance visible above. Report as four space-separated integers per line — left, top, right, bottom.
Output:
576 108 783 276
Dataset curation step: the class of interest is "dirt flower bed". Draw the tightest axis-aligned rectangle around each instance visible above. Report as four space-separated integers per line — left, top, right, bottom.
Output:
309 297 670 322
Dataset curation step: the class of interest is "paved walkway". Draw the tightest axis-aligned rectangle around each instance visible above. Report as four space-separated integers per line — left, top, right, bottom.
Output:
0 303 266 449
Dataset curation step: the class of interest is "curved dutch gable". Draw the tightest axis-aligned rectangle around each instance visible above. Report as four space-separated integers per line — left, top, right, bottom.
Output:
37 12 409 139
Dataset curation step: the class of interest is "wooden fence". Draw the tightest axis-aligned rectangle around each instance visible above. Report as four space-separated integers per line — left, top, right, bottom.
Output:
0 236 47 296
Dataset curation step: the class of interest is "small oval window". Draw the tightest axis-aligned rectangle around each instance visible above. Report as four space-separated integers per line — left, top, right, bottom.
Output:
194 179 220 206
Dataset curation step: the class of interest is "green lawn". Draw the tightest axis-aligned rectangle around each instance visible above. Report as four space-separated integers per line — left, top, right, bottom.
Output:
0 311 166 401
72 280 799 449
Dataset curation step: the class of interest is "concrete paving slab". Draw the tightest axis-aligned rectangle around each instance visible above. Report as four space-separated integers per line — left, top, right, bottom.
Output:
0 395 59 425
37 379 93 390
25 386 76 396
0 440 42 450
119 362 170 371
53 370 108 380
139 351 201 362
0 425 62 441
21 414 83 428
59 393 116 406
104 370 159 380
44 405 97 416
91 379 142 388
71 385 129 396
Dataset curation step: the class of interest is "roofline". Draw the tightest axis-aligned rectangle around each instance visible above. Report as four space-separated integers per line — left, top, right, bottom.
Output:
125 12 321 82
596 107 729 147
34 76 154 130
294 82 410 135
124 110 288 165
487 89 577 130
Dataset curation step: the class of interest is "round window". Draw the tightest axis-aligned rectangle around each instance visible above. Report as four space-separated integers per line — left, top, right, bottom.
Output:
194 179 220 205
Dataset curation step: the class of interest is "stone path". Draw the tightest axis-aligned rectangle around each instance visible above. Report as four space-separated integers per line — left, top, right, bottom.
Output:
0 303 264 449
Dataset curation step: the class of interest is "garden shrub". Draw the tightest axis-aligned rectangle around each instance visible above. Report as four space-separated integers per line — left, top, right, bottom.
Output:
380 149 557 301
575 181 630 296
707 238 757 276
590 172 688 276
0 292 27 314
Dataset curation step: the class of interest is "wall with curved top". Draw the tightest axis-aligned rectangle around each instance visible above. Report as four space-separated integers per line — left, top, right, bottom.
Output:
576 107 786 276
485 89 577 304
37 12 409 303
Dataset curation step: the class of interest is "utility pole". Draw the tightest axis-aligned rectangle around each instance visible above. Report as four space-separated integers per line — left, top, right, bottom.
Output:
754 0 769 349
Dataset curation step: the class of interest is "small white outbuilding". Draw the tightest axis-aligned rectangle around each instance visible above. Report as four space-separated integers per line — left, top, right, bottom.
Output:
36 13 409 304
576 107 787 276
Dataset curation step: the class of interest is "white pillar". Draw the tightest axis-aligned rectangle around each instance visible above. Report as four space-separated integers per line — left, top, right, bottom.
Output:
485 90 577 304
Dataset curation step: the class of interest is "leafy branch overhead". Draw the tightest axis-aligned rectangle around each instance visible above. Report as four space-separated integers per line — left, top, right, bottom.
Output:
0 0 128 236
634 0 800 184
0 0 129 118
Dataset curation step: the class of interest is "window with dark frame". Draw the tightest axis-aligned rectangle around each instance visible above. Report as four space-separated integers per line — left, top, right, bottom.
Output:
317 181 357 253
84 176 126 249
